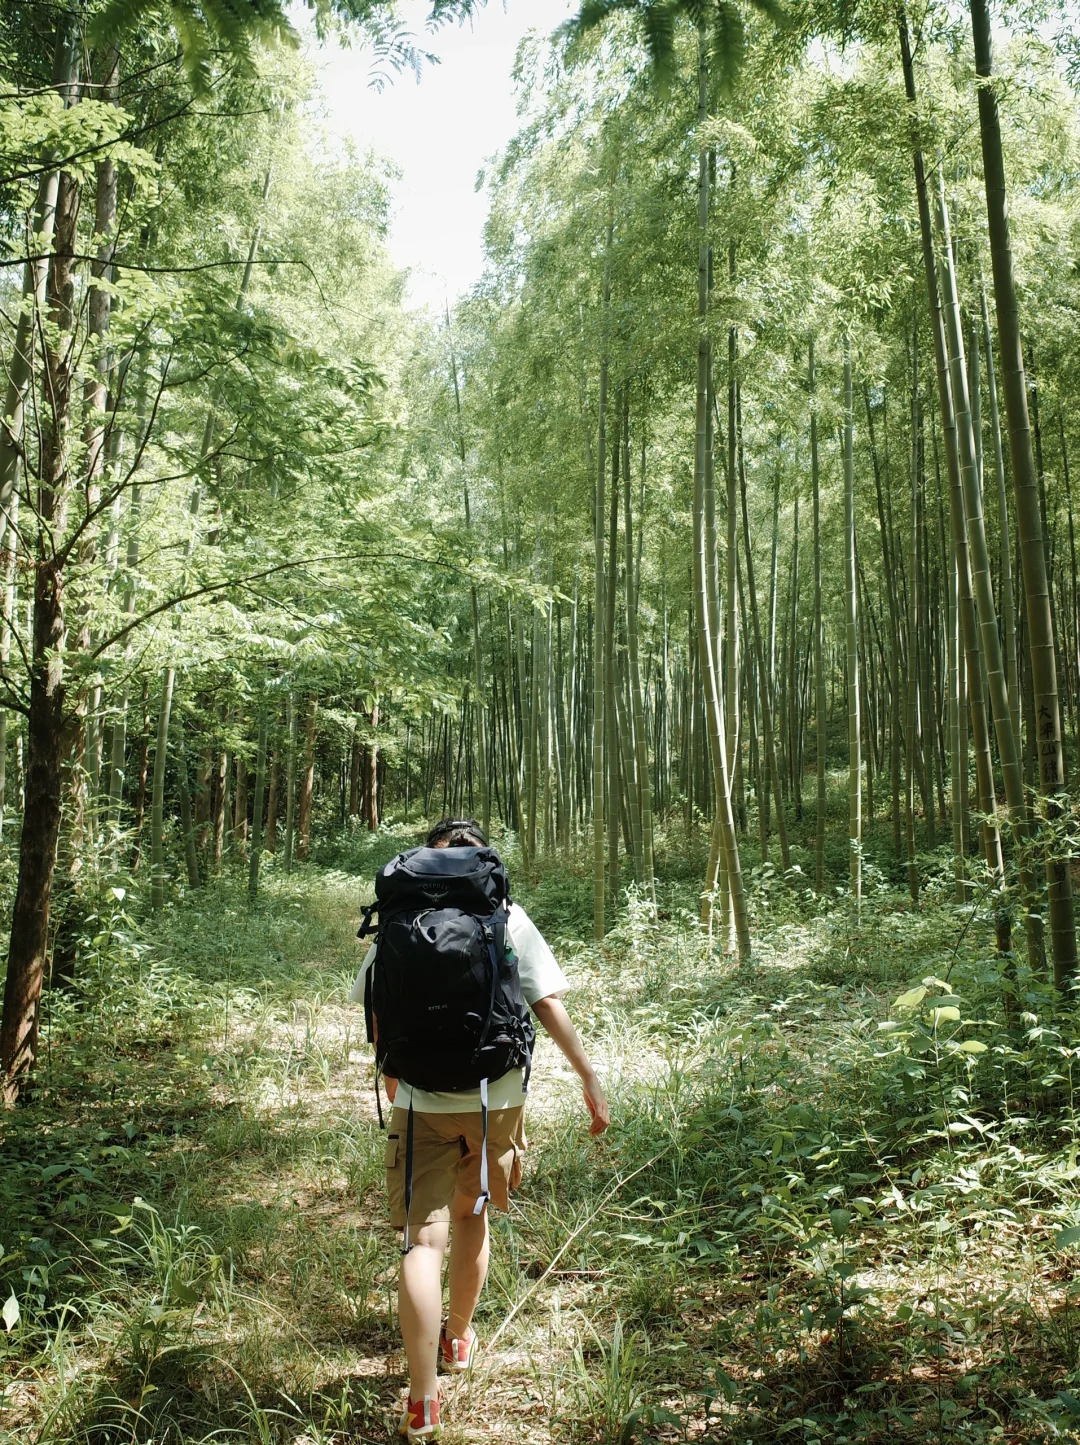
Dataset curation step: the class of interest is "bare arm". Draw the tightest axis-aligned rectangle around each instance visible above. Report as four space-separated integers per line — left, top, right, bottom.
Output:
531 995 610 1135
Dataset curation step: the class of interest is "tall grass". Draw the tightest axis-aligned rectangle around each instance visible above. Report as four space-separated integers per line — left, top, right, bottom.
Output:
3 820 1080 1442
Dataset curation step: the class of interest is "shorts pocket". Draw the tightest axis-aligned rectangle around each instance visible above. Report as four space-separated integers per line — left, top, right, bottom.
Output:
508 1140 523 1193
385 1134 400 1169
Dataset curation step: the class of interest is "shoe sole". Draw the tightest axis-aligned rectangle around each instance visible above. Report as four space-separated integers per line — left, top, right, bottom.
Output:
399 1423 442 1440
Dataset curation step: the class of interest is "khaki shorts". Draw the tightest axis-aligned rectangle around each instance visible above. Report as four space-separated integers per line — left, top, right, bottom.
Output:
385 1105 526 1227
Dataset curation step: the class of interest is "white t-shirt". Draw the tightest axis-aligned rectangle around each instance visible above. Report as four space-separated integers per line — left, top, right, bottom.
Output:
349 901 569 1112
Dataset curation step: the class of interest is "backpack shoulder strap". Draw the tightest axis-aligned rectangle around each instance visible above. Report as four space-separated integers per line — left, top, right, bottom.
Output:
493 899 509 966
358 900 378 1045
363 966 375 1046
477 920 501 1053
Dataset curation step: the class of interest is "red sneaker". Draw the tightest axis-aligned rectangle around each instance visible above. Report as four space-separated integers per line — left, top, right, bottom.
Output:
440 1322 476 1372
397 1394 441 1440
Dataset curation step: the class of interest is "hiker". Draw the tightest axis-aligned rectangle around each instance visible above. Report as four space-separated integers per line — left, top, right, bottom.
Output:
350 817 610 1441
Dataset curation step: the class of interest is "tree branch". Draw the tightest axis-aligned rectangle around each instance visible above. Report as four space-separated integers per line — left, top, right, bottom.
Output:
90 549 461 661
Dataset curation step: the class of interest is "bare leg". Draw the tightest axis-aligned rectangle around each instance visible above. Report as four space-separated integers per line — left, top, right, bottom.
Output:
398 1220 448 1401
446 1196 489 1340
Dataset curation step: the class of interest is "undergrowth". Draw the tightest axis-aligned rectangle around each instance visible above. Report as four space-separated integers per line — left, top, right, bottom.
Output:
3 819 1080 1443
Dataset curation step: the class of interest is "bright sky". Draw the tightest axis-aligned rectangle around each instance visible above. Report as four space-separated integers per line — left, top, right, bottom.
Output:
307 1 577 310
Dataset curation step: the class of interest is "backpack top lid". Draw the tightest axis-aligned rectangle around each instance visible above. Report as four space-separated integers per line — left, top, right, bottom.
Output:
374 845 509 919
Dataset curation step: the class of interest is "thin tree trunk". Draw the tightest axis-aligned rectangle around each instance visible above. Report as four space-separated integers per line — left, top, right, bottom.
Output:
365 698 380 830
175 712 200 889
194 739 212 844
403 720 412 822
605 429 621 907
719 242 741 948
106 362 149 843
858 556 876 828
131 680 151 871
233 755 249 855
740 427 790 869
284 691 298 872
789 492 803 820
624 443 655 903
768 466 780 726
265 746 279 852
75 47 120 848
948 545 965 900
917 441 937 848
0 490 21 836
905 339 921 902
843 339 862 913
811 340 827 892
970 0 1076 985
247 701 269 904
296 694 317 862
150 669 176 911
1061 414 1080 761
212 743 228 871
348 728 361 818
619 407 642 877
592 227 610 936
694 22 748 960
866 390 903 861
701 371 725 926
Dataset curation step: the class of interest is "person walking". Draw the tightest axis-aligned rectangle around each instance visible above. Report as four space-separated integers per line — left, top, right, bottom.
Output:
350 817 610 1441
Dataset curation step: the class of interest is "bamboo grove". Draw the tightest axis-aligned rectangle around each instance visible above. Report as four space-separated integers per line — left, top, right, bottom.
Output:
4 0 1080 1101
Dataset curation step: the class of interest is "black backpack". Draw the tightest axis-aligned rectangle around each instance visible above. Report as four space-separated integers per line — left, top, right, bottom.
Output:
361 845 535 1094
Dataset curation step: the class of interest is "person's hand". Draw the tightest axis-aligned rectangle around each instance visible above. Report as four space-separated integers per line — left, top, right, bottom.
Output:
530 994 609 1135
384 1074 399 1105
583 1072 610 1136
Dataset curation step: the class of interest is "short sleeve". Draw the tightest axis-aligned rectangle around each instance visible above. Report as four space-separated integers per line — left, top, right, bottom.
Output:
348 943 377 1004
506 903 570 1005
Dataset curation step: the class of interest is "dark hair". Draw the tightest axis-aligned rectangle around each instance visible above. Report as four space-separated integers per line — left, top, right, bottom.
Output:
426 817 488 849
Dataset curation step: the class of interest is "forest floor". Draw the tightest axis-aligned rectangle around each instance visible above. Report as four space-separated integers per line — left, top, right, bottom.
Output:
4 822 1080 1444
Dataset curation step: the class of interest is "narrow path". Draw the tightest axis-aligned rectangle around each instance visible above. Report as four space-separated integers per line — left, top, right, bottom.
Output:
4 853 1076 1444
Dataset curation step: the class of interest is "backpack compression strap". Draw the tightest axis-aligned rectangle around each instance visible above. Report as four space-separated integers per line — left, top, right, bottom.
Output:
474 1078 489 1216
469 916 499 1216
402 1100 416 1255
476 923 501 1054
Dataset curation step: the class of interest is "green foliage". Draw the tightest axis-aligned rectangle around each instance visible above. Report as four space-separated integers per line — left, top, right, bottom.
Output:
86 0 483 91
4 836 1080 1443
569 0 788 95
4 0 1080 1435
